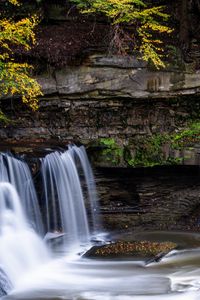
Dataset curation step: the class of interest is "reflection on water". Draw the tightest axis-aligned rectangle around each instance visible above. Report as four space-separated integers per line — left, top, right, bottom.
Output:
4 232 200 300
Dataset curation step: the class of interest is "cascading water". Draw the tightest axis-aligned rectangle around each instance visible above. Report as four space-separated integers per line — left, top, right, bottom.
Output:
68 145 100 232
0 154 43 235
0 182 49 289
41 146 98 249
2 145 200 300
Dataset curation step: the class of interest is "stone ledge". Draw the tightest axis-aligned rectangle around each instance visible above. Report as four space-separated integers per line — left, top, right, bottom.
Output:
35 55 200 100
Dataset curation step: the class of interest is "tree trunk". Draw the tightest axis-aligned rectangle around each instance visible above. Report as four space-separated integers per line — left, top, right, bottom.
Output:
179 0 189 49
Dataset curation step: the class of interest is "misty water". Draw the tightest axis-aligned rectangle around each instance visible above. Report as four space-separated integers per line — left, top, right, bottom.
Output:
0 146 200 300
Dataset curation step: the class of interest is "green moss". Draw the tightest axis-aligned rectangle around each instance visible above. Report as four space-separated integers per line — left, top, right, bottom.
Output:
0 110 11 125
98 138 123 165
126 134 169 167
95 120 200 167
127 121 200 167
171 121 200 149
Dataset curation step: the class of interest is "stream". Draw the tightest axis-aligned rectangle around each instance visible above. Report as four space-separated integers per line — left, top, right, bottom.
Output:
0 146 200 300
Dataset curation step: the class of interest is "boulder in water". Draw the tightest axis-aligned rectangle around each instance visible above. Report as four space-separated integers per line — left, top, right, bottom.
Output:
84 240 176 261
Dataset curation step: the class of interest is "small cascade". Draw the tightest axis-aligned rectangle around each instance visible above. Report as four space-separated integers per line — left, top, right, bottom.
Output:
41 148 91 249
0 145 101 295
68 145 100 232
0 183 49 288
0 153 44 235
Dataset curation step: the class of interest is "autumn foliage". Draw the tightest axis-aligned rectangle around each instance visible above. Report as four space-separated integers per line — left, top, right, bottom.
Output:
71 0 173 68
0 0 42 119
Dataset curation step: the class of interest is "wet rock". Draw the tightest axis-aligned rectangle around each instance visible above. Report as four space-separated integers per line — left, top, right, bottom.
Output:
95 166 200 232
84 240 176 260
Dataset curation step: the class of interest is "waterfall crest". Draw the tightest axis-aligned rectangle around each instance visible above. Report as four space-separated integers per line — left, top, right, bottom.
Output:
41 146 98 248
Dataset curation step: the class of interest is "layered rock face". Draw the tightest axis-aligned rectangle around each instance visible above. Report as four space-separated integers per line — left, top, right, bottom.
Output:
1 1 200 166
38 55 200 99
1 54 200 166
95 166 200 232
1 0 200 166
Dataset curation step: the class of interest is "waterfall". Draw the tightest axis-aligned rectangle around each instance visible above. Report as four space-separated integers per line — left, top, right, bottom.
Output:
41 146 95 248
0 146 98 248
68 145 100 232
0 182 49 288
0 153 44 235
0 145 100 295
0 145 100 252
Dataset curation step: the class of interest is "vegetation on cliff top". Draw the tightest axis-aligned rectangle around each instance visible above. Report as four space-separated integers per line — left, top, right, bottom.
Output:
71 0 172 68
0 0 42 122
0 0 173 122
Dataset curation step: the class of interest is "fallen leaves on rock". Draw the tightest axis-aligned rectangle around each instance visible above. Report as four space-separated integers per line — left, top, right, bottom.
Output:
93 240 176 257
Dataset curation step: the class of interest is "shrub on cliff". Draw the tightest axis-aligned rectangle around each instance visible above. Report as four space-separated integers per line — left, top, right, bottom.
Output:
71 0 172 69
0 0 42 122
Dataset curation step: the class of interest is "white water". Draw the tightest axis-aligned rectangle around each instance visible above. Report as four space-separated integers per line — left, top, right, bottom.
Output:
0 154 43 235
68 145 100 232
4 247 200 300
41 148 92 249
1 146 200 299
0 183 49 288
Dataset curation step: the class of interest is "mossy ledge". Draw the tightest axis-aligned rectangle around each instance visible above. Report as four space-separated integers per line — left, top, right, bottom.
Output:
89 120 200 167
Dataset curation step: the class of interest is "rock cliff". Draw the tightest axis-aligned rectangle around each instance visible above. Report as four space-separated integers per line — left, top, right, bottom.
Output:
1 53 200 167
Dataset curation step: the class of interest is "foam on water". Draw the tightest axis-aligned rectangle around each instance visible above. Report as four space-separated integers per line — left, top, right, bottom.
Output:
0 146 200 300
0 183 49 288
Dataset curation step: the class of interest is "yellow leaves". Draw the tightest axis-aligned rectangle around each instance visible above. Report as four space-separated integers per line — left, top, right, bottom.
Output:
0 53 9 60
7 0 20 5
0 1 42 114
142 22 173 35
140 6 169 20
0 15 38 52
140 42 165 69
0 62 42 111
71 0 173 69
138 21 173 69
80 0 146 20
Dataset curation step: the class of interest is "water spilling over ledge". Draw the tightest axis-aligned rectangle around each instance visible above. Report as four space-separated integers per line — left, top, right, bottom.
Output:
0 183 49 289
0 146 200 299
0 153 44 235
41 146 91 248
